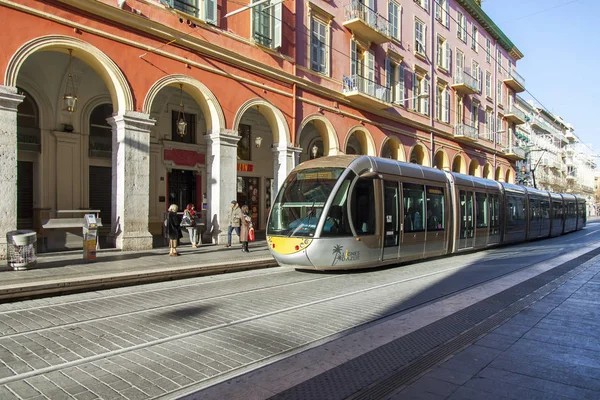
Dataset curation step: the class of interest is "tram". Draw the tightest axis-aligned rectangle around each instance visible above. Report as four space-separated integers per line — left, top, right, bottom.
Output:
265 155 586 270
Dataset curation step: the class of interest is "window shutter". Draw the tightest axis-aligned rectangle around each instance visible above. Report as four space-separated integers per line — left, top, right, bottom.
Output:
436 86 441 119
273 0 282 48
398 66 405 104
445 42 451 71
350 39 357 77
436 38 440 66
385 58 392 89
412 72 418 110
424 79 429 115
444 0 449 28
366 50 375 96
205 0 217 24
424 0 429 12
435 1 441 20
444 89 450 123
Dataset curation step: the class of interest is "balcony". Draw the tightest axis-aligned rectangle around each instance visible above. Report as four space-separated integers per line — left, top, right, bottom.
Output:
342 74 390 109
530 116 553 134
503 69 525 92
454 123 478 141
504 106 526 125
343 2 390 45
502 145 526 160
17 126 41 152
451 70 479 95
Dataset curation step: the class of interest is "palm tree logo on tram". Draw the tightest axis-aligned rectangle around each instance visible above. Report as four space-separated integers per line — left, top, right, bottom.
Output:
332 244 343 265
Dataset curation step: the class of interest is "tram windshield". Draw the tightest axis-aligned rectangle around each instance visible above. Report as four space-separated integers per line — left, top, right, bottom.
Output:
267 168 344 237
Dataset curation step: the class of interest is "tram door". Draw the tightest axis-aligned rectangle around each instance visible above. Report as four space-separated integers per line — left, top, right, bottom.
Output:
458 190 474 249
382 181 400 260
401 183 426 261
488 194 501 245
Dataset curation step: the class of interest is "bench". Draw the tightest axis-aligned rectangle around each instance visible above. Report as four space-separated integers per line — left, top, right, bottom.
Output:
40 210 102 251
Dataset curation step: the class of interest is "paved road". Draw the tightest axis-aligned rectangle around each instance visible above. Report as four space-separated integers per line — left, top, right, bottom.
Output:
0 223 598 399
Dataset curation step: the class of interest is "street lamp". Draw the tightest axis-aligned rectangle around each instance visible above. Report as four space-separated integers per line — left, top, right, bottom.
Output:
397 93 429 103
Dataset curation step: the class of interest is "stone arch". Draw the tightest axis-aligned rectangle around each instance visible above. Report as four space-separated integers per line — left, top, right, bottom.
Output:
5 35 133 114
505 168 513 184
232 98 291 149
297 114 339 157
452 154 467 174
344 126 376 156
380 136 406 161
468 159 480 177
495 166 503 182
433 149 450 170
143 74 225 136
482 163 493 180
408 143 430 166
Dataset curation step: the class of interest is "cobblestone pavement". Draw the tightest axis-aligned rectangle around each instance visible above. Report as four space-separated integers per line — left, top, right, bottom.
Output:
0 225 598 399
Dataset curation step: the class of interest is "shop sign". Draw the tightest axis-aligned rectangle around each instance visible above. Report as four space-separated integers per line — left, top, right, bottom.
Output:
237 163 254 172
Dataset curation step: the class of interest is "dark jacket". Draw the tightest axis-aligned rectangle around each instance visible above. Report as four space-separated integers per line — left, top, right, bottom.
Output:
167 211 183 240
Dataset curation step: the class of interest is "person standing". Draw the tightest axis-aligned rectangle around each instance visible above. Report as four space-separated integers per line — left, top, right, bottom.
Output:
239 205 252 253
166 204 182 256
226 200 243 247
184 203 200 248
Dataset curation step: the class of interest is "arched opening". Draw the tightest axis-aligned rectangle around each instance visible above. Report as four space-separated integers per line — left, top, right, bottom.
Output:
468 159 480 177
483 163 493 180
433 149 449 170
495 166 503 182
381 137 405 161
452 155 467 174
345 127 375 156
505 168 513 184
297 115 339 163
409 144 429 166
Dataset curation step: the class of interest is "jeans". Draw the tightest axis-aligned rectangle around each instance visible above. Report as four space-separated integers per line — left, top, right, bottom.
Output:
187 227 199 245
227 225 240 245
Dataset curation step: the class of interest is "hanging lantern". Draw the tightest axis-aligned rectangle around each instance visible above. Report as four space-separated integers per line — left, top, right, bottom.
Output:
63 49 78 113
176 84 186 137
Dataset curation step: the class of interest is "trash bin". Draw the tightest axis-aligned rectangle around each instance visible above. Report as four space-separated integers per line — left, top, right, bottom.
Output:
6 230 37 270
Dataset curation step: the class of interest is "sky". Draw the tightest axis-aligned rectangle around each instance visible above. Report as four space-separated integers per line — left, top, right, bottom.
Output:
482 0 599 154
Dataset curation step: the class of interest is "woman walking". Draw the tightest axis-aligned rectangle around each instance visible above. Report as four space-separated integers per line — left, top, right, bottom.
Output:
166 204 182 256
240 205 252 253
183 203 200 247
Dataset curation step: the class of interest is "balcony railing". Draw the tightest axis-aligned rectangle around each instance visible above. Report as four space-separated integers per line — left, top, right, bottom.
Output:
505 105 526 125
343 2 390 44
89 136 112 158
502 145 526 159
454 123 478 141
451 69 479 94
173 0 199 17
17 126 41 152
504 68 525 92
342 74 391 108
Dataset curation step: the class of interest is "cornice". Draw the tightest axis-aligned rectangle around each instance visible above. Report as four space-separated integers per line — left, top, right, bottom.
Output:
455 0 523 60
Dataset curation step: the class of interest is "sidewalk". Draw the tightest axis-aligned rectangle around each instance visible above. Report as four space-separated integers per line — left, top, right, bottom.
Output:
0 241 277 302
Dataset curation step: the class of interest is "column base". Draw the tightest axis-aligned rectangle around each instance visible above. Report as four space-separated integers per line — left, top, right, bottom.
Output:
0 237 7 260
116 231 153 251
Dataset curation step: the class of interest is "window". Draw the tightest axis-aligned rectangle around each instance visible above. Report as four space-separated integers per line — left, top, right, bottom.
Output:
388 1 400 40
457 11 466 42
456 50 464 75
485 71 492 98
486 38 491 63
386 58 405 104
497 79 503 106
310 18 328 74
17 88 41 152
435 0 449 28
172 0 217 25
456 95 463 124
436 35 451 71
476 193 488 228
322 172 355 237
435 84 450 123
350 39 375 96
237 123 252 160
412 73 429 115
404 183 425 232
415 19 426 55
252 0 282 49
414 0 429 11
496 115 503 144
506 195 526 229
485 108 493 139
472 61 480 91
497 48 502 72
89 104 113 158
471 25 478 51
471 102 479 132
351 178 376 234
426 186 445 231
172 110 196 144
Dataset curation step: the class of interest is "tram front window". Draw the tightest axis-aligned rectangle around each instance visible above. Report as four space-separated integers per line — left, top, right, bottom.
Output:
267 168 344 237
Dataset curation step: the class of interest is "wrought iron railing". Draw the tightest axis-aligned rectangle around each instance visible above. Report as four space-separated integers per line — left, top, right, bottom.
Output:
342 74 390 103
174 0 199 17
17 126 41 152
507 105 526 122
454 123 478 140
509 68 525 89
344 1 389 37
454 69 479 92
89 136 112 158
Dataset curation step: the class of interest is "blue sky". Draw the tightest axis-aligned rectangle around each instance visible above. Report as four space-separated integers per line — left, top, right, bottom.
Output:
482 0 599 154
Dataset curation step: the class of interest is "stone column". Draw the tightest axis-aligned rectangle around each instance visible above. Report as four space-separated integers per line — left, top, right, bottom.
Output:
107 112 155 251
272 143 302 194
206 129 239 244
0 86 24 259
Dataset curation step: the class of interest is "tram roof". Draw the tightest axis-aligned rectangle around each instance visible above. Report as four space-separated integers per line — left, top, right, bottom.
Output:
447 172 502 191
523 186 550 199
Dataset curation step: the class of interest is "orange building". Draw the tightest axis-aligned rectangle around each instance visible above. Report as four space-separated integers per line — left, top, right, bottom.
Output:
0 0 524 256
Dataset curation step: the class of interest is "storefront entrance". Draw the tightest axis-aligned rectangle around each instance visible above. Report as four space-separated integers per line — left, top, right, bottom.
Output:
237 176 260 228
168 169 196 211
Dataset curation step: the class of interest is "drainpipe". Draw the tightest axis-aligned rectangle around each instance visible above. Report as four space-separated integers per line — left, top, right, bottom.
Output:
429 1 435 166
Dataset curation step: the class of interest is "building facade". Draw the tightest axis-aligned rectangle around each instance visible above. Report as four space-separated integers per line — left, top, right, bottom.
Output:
0 0 528 257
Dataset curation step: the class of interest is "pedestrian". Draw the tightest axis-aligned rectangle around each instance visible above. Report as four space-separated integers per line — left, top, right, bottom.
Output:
183 203 200 248
240 204 252 253
226 200 243 247
166 204 182 256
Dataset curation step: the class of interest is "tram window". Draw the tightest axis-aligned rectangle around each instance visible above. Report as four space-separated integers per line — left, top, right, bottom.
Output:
552 201 562 219
403 183 425 232
506 196 526 228
529 199 539 221
540 200 550 219
475 193 488 228
426 186 444 231
321 172 355 237
350 178 376 235
490 195 500 230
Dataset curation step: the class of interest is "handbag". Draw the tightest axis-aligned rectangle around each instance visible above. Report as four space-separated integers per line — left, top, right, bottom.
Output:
181 214 193 227
248 227 255 242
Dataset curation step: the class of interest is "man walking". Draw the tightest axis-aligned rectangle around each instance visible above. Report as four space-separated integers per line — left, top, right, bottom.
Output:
226 200 243 247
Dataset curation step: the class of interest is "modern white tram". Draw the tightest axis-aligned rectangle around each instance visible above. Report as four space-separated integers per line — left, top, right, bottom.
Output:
266 155 586 270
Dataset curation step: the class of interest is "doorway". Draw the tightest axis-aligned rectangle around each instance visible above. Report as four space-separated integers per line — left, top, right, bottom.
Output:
17 161 34 230
168 169 196 212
